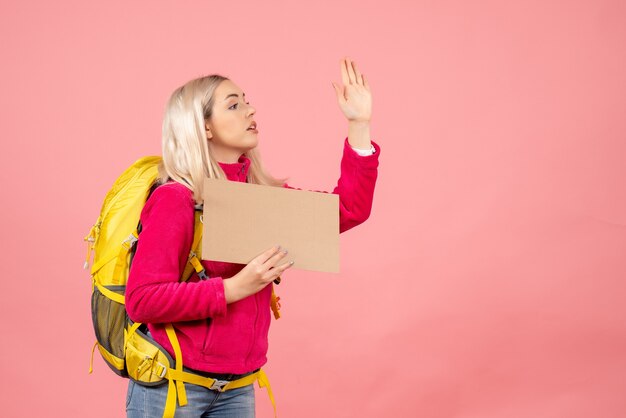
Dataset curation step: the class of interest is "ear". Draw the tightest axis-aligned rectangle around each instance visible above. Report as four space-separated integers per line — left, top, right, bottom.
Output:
205 122 213 140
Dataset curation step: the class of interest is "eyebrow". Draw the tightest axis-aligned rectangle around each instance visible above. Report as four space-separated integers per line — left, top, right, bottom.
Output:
224 92 246 102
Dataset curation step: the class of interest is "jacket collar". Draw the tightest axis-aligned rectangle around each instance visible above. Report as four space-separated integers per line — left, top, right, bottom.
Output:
217 154 251 182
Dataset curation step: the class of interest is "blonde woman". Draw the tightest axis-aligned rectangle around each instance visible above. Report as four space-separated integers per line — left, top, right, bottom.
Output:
125 57 380 417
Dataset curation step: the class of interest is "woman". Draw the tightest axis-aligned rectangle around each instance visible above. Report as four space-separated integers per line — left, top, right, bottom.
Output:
125 57 380 417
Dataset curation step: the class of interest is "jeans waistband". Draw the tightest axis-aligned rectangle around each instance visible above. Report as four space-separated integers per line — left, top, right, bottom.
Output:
182 365 261 382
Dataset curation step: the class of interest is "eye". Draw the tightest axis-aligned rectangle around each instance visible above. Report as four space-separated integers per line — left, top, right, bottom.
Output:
229 101 250 110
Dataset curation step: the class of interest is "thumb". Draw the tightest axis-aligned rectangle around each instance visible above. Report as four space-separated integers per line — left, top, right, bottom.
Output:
331 82 345 102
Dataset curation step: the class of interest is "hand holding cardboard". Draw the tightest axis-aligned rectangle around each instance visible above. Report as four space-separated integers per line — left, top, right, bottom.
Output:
202 178 340 273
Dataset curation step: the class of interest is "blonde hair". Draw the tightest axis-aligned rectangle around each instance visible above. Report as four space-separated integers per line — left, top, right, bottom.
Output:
157 74 289 204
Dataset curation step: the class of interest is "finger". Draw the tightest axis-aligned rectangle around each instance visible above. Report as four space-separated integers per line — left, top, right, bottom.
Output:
258 245 282 264
340 58 350 86
263 247 288 269
275 261 294 275
269 260 293 275
265 262 291 282
363 73 370 91
351 60 363 86
346 58 357 85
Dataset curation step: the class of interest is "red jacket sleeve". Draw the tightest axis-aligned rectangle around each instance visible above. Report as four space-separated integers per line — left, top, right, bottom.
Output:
284 137 381 234
126 183 227 324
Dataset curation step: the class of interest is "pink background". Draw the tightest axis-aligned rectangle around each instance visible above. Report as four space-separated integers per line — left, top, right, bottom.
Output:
1 1 625 417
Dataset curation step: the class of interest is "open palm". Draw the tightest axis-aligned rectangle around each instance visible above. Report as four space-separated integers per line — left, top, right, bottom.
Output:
332 58 372 123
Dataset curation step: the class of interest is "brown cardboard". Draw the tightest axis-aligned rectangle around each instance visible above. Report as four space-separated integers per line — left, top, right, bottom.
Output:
201 178 340 273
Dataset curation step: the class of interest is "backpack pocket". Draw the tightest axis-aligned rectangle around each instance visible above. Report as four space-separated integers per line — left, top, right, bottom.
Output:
125 327 174 386
91 284 126 376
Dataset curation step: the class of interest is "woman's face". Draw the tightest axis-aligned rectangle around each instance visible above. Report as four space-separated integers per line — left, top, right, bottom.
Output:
205 79 258 163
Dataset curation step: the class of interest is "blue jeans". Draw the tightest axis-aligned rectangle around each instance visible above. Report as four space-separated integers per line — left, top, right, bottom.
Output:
125 377 255 418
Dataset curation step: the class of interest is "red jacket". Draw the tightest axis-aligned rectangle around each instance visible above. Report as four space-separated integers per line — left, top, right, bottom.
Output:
126 137 380 374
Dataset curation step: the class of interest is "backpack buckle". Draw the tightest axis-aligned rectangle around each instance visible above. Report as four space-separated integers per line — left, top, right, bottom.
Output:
122 233 138 249
156 362 167 379
188 252 208 280
209 379 229 392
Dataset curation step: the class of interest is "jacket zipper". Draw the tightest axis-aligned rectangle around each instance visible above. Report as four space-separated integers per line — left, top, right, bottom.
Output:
245 292 258 368
240 162 246 181
240 159 256 367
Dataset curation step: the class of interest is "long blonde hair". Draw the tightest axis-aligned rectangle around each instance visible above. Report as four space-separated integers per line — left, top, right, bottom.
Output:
157 74 289 204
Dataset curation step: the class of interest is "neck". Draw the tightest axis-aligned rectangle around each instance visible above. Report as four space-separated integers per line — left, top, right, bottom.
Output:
211 146 245 164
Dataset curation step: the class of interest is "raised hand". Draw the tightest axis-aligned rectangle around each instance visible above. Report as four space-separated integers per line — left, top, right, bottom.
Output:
332 57 372 123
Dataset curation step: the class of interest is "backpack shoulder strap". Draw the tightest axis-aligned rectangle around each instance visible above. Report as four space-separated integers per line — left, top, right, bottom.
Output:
133 182 204 282
182 206 205 282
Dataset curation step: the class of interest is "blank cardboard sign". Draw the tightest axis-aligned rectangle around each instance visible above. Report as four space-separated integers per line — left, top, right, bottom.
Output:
201 178 340 273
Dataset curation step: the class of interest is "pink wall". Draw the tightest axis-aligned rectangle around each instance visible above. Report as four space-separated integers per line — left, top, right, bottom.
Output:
1 0 625 417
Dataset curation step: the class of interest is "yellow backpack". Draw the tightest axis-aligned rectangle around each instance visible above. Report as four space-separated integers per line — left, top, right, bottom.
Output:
84 156 280 418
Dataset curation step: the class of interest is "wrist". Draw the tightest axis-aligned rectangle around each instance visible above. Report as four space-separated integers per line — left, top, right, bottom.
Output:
223 277 242 304
348 120 371 150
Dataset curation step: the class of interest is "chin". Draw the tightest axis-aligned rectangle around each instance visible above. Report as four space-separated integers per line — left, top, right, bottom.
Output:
245 137 259 149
